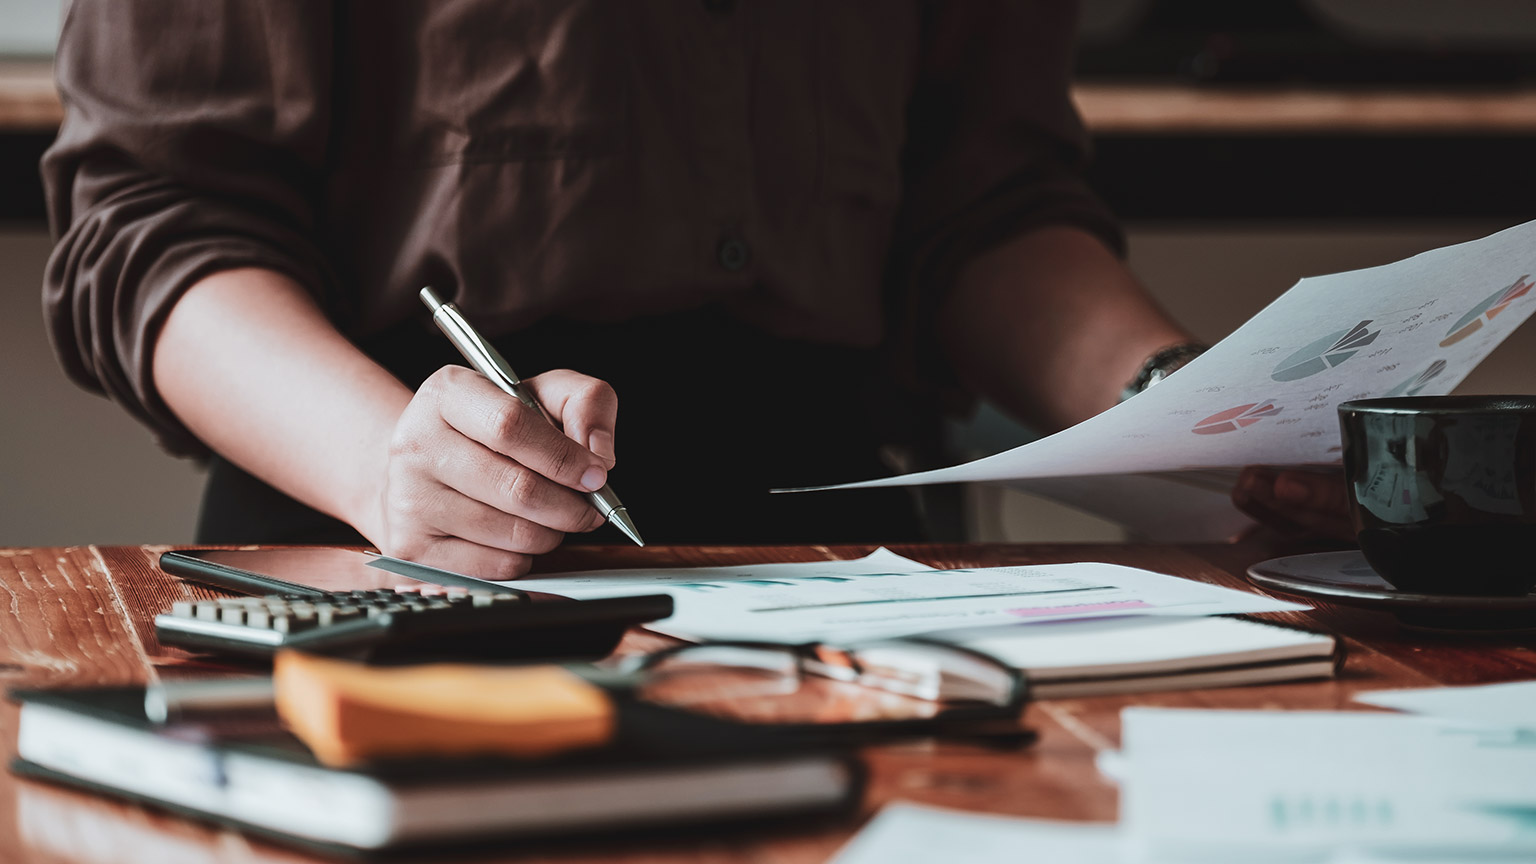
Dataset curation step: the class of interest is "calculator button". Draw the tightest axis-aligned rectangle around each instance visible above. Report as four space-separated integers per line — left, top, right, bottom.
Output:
219 606 248 625
247 608 271 629
275 612 318 634
194 603 220 621
171 601 193 618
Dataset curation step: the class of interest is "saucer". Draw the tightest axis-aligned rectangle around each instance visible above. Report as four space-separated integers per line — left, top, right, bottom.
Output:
1246 550 1536 632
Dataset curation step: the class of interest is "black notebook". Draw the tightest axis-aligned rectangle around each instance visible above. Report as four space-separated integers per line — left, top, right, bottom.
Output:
11 686 862 857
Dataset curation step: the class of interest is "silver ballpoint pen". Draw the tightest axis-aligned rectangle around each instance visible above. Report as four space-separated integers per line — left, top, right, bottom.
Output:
419 287 644 546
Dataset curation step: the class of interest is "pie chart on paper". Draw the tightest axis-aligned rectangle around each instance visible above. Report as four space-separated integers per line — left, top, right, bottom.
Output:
1271 321 1380 382
1439 275 1534 347
1192 401 1283 435
1384 359 1448 397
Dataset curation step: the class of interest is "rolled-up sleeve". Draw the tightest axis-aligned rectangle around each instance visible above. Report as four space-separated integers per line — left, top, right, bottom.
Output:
891 0 1122 397
42 1 334 456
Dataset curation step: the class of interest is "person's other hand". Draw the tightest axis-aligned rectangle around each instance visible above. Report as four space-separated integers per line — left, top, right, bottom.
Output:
1231 466 1355 542
369 366 618 579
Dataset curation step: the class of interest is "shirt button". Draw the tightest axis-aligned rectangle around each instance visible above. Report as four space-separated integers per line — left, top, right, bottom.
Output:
717 236 751 272
702 0 736 12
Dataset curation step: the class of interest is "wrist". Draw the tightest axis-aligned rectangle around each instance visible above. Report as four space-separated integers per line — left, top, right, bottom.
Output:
343 391 414 550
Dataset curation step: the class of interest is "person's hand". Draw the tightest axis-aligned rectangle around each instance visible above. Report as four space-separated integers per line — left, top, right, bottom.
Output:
1231 466 1355 542
368 365 618 579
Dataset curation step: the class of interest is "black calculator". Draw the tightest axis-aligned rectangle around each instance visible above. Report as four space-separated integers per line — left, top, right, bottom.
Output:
155 549 673 663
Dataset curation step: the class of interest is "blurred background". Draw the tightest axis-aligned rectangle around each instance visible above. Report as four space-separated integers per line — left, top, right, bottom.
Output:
3 0 1534 546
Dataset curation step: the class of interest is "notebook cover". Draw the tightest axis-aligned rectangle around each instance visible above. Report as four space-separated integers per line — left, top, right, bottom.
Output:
9 685 865 856
10 685 853 778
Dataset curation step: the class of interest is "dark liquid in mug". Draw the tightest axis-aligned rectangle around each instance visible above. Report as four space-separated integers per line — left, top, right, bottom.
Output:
1357 523 1536 596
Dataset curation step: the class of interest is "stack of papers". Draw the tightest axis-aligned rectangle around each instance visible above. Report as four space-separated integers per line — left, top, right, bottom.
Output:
1117 707 1536 862
829 803 1118 864
1354 680 1536 731
831 683 1536 864
515 549 1333 696
512 549 1306 644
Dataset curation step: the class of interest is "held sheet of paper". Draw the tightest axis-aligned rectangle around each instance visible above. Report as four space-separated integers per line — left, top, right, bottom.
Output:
507 549 1305 643
784 219 1536 491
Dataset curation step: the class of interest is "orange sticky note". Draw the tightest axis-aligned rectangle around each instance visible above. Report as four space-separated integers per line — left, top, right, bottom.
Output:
273 652 615 767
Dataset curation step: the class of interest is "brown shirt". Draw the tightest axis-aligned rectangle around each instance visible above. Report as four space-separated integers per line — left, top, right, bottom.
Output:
43 0 1118 457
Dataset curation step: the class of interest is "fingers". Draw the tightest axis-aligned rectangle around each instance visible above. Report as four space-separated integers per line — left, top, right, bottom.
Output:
373 366 620 576
432 440 607 534
431 367 610 492
1232 467 1357 542
417 484 570 555
525 369 620 468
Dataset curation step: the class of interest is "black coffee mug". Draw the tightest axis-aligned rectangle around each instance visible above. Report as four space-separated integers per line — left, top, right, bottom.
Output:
1339 396 1536 596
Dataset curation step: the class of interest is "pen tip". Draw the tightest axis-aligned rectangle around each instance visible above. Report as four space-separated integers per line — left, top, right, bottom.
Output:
419 286 444 312
609 509 645 547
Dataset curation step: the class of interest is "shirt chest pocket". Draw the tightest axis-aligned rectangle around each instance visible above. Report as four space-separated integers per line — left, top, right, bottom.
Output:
414 0 627 163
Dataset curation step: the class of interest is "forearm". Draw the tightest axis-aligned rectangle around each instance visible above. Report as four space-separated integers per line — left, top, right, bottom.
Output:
152 268 410 539
937 226 1195 432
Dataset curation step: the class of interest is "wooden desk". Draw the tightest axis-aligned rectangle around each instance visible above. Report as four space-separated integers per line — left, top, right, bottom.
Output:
0 61 57 132
1073 83 1536 136
2 544 1533 863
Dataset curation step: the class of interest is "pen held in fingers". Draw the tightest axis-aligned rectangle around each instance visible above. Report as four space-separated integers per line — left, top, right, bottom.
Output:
418 287 645 547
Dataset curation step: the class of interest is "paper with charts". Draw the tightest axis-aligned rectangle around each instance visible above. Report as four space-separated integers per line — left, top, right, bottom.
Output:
510 549 1305 643
785 219 1536 491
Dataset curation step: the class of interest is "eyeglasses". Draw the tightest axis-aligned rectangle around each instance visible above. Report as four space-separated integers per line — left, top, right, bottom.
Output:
610 639 1032 746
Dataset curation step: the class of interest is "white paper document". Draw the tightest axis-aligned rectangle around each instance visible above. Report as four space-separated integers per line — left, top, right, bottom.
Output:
785 219 1536 491
1119 708 1536 862
1355 680 1536 731
829 803 1119 864
511 551 1305 643
505 547 933 593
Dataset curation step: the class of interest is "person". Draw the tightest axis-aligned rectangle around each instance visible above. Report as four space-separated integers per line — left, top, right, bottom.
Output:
41 1 1346 580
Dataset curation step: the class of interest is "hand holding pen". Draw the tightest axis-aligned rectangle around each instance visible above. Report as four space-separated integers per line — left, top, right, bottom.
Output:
419 287 643 547
363 289 640 581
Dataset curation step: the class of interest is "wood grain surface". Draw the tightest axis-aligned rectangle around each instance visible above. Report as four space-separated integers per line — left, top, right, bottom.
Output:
0 62 59 132
1071 83 1536 135
1 544 1533 863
